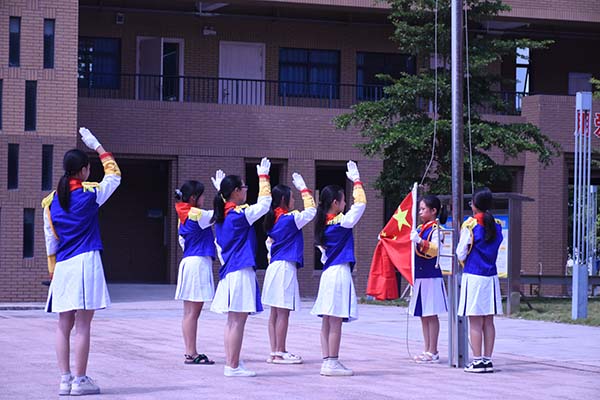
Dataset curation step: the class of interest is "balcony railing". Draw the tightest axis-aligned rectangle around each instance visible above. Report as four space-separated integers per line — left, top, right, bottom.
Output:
78 73 525 114
78 73 385 109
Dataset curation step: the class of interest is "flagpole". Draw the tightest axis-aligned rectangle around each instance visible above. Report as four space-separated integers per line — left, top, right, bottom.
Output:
449 0 468 368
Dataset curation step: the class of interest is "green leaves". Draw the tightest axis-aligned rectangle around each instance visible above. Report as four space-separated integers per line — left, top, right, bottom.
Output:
335 0 560 199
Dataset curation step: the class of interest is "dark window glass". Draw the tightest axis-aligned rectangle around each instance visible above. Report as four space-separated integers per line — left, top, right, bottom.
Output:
42 145 53 190
279 48 340 98
356 52 416 101
43 19 55 69
9 17 21 67
25 81 37 131
23 208 35 258
8 143 19 189
78 37 121 89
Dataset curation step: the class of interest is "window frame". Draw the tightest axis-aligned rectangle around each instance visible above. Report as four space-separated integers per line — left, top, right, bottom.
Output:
25 81 37 131
43 19 55 69
9 16 21 67
8 143 19 190
42 144 54 191
279 48 341 99
23 208 35 258
78 36 122 90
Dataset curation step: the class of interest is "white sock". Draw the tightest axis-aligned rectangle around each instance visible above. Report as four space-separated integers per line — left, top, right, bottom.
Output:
60 373 72 383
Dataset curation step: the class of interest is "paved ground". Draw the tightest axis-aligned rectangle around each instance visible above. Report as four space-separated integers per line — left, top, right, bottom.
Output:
1 284 598 399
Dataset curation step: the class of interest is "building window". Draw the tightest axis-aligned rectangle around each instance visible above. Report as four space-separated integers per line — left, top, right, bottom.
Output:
42 145 53 191
25 81 37 131
356 52 416 101
23 208 35 258
279 48 340 98
78 37 121 89
44 19 55 69
9 17 21 67
515 48 530 111
8 143 19 189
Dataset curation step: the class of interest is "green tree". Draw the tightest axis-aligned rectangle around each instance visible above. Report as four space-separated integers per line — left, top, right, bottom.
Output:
336 0 560 203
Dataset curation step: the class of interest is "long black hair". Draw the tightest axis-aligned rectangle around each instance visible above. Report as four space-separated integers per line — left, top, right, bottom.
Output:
472 187 496 242
420 194 448 224
57 149 89 212
315 185 345 246
211 175 244 224
263 184 292 233
175 180 205 204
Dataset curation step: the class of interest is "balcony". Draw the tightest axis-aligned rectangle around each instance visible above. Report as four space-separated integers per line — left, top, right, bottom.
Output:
78 72 525 114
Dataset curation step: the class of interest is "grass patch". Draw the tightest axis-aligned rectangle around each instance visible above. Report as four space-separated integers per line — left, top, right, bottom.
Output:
510 297 600 327
359 296 408 307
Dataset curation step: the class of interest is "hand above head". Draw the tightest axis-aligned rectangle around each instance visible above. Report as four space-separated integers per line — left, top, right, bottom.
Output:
410 229 422 244
79 127 101 151
256 157 271 176
292 172 307 191
346 160 361 183
211 169 225 191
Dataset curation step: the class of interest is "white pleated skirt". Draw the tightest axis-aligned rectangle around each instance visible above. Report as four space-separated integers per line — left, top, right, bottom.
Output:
210 267 262 314
409 277 448 317
174 256 215 302
310 263 358 322
458 273 503 316
45 251 110 313
261 260 301 311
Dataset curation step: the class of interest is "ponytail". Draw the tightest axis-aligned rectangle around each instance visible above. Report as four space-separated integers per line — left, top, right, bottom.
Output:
315 185 344 246
211 175 243 224
175 180 205 204
263 184 291 233
472 187 496 243
58 149 89 212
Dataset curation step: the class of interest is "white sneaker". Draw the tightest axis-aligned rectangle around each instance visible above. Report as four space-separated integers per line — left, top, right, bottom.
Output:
59 376 73 396
70 376 100 396
224 365 257 377
320 359 353 376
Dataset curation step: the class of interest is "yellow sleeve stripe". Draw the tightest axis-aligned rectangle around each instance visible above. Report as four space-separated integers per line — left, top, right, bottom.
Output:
352 183 366 204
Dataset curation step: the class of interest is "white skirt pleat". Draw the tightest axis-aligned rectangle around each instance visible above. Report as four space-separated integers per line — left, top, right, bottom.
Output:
310 263 358 322
45 251 110 313
458 273 503 316
408 277 448 317
174 256 215 302
261 260 301 311
210 267 262 314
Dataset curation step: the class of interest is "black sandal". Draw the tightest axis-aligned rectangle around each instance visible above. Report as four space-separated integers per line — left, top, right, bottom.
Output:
184 353 215 365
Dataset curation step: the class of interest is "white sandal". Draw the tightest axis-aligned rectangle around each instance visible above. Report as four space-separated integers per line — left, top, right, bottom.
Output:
271 351 303 364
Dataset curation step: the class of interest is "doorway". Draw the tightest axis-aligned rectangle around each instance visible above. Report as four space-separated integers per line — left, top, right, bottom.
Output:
136 37 184 101
91 158 170 282
219 41 265 105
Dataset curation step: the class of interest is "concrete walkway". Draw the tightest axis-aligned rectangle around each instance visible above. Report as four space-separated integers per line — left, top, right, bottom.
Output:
0 284 598 399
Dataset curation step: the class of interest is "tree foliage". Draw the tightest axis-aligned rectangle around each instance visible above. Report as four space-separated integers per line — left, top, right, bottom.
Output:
335 0 560 202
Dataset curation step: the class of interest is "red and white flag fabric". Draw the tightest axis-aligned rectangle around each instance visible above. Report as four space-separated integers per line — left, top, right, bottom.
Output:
366 183 417 300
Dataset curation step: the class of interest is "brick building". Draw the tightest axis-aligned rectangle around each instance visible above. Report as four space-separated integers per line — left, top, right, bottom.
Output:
1 0 599 301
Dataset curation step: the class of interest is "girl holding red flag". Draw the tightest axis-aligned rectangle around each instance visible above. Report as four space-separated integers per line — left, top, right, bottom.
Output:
409 195 448 363
311 161 366 377
174 179 217 366
457 188 503 373
262 173 316 364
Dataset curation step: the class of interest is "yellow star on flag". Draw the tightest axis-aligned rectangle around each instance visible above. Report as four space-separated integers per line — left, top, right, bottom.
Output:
393 206 411 231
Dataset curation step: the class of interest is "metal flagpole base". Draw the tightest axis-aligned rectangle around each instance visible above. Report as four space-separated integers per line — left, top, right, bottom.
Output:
572 264 588 319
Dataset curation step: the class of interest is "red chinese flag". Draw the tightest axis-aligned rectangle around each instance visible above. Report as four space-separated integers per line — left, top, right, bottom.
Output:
366 183 417 300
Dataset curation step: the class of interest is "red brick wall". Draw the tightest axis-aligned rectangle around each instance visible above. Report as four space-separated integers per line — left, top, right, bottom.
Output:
0 1 79 301
78 98 383 296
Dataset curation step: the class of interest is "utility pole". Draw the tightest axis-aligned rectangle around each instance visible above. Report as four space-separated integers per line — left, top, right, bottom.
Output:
448 0 469 368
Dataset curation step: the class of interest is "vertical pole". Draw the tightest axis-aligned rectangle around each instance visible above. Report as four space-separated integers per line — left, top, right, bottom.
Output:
449 0 468 368
573 92 591 319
